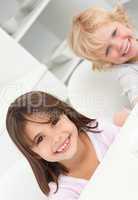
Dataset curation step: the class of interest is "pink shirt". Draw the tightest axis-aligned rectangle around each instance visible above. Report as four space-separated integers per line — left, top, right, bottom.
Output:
48 120 120 199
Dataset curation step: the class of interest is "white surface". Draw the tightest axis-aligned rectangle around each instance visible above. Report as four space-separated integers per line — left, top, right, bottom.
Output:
0 25 67 200
0 65 67 179
124 0 138 34
0 0 18 23
80 104 138 200
20 22 80 83
106 0 131 6
68 60 130 121
0 130 23 178
0 64 68 132
39 0 111 40
20 20 60 63
0 158 47 200
34 66 68 99
0 28 43 85
51 57 81 83
0 27 67 189
13 0 51 41
0 28 67 131
49 40 82 83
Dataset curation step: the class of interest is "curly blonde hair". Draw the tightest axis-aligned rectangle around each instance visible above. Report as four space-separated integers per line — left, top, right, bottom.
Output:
69 5 137 70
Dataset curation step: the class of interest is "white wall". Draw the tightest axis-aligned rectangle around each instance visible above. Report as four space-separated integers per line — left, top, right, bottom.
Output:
39 0 112 39
0 0 18 23
20 0 113 66
0 28 42 86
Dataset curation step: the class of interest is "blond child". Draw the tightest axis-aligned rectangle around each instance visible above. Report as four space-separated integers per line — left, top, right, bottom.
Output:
69 5 138 126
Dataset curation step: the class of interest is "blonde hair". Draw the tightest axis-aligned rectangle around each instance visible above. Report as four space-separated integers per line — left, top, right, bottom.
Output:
69 5 137 70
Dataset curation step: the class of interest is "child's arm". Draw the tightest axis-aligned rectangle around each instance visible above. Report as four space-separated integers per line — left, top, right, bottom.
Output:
117 64 138 108
113 108 130 127
132 96 138 107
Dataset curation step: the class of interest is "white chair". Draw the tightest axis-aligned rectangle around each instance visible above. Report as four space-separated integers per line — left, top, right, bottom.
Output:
68 60 130 121
80 104 138 200
68 60 138 200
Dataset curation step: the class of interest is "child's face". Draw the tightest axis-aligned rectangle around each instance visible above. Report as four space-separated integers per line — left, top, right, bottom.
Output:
25 114 79 163
94 21 138 64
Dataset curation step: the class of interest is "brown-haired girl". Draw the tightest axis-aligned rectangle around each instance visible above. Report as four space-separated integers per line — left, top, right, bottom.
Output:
6 91 120 199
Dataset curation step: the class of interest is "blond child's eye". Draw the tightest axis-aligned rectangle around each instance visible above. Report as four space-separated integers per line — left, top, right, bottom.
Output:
112 28 117 37
106 46 111 56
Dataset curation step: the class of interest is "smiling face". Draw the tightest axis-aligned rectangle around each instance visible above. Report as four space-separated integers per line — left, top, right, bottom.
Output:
94 22 138 64
25 114 79 163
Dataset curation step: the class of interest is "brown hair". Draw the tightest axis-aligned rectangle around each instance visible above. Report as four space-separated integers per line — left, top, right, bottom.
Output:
69 5 138 70
6 91 100 196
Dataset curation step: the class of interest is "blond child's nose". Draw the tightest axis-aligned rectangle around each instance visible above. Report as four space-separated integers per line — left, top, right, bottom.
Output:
111 38 122 50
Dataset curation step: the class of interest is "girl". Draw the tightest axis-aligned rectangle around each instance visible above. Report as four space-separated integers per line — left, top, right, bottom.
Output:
69 5 138 109
6 91 121 199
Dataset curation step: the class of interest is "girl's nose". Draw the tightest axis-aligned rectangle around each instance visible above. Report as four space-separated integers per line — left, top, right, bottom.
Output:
52 135 66 153
52 134 63 147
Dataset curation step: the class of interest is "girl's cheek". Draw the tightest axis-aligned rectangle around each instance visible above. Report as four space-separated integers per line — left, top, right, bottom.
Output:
40 151 50 160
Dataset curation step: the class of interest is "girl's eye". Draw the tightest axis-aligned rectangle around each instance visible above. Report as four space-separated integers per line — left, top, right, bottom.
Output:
112 28 117 37
36 136 44 145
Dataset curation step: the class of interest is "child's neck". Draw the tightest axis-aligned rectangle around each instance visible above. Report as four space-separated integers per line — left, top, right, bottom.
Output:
60 131 99 180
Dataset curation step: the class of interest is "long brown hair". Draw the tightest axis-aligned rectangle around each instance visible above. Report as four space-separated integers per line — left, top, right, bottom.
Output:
6 91 99 196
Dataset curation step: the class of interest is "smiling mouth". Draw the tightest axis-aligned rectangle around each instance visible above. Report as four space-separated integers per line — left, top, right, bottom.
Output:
122 38 131 56
54 134 71 154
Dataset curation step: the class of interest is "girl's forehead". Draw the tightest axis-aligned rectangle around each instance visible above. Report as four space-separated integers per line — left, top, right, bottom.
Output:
25 115 50 136
26 112 50 123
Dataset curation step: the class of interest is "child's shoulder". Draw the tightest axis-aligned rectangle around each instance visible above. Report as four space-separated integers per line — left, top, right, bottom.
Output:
96 118 120 146
48 180 80 199
116 62 138 78
88 118 119 138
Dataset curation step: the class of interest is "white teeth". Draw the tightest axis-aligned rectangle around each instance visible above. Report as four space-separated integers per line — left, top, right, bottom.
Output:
56 137 70 153
123 40 130 56
125 43 129 53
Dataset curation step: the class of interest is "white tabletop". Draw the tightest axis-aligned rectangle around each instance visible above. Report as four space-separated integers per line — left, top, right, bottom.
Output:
79 104 138 200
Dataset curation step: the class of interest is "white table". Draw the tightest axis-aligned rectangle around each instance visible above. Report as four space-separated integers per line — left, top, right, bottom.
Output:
68 60 130 122
68 60 138 199
79 104 138 200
